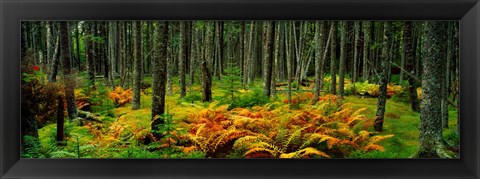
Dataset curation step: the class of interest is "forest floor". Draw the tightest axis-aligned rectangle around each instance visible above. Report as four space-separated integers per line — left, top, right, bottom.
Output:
34 75 459 159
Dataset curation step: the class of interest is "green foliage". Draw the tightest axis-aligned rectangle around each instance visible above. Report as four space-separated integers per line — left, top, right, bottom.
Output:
22 135 49 158
444 131 459 147
22 66 46 83
67 133 96 158
228 87 270 109
22 135 78 158
82 83 115 117
183 91 202 103
219 65 242 106
152 113 186 148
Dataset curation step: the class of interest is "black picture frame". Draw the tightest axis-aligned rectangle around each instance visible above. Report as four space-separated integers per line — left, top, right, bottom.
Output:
1 0 479 178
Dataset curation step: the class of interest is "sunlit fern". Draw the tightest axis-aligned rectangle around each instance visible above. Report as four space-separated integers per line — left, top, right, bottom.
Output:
234 126 331 158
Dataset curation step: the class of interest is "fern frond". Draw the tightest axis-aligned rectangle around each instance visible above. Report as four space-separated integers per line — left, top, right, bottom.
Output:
300 133 326 149
325 136 341 149
213 126 237 150
244 147 277 158
50 150 77 158
195 123 206 136
368 134 394 144
279 147 330 158
345 114 367 126
352 130 371 143
79 144 95 152
207 101 220 110
233 136 260 149
363 144 385 152
350 108 368 119
282 126 309 152
298 147 331 158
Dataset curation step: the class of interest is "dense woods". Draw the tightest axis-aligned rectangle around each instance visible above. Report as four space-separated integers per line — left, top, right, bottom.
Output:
21 21 459 158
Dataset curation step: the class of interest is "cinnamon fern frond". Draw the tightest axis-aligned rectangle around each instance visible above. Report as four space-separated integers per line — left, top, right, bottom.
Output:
280 147 330 158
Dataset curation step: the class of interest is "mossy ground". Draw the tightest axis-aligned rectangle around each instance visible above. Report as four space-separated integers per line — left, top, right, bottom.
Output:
36 75 459 158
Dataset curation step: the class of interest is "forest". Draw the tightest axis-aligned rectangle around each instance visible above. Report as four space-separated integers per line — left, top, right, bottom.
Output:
21 21 459 158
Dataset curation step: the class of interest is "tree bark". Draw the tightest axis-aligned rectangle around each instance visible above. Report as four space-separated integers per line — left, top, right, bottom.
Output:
271 23 280 97
218 21 224 76
413 21 452 158
179 21 187 98
338 21 347 99
362 21 370 81
353 21 360 83
286 22 293 104
132 21 142 110
246 21 255 86
313 21 325 104
75 22 81 71
151 21 169 134
442 22 453 128
190 21 197 87
167 29 173 96
48 30 60 83
374 22 390 132
404 21 420 112
330 22 337 95
277 22 286 81
108 22 117 89
60 21 77 121
56 95 64 142
263 21 275 97
240 21 246 83
84 22 95 84
201 22 213 102
45 21 54 66
313 22 333 104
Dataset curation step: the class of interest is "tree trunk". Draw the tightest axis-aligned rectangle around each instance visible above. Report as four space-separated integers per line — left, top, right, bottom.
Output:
313 22 334 104
48 30 60 83
145 22 152 75
218 21 224 76
286 22 293 104
442 22 453 128
167 29 173 96
75 22 81 71
246 21 255 86
132 21 142 110
263 21 275 97
60 21 77 121
119 22 126 88
240 21 246 83
45 21 54 66
108 22 117 89
353 21 360 83
202 22 213 102
271 23 280 97
84 22 95 84
179 21 187 98
413 21 452 158
151 21 169 135
330 22 337 94
362 21 370 81
56 95 64 142
313 21 325 104
374 22 390 132
277 22 286 81
188 22 198 86
404 21 420 112
338 21 347 99
293 22 302 91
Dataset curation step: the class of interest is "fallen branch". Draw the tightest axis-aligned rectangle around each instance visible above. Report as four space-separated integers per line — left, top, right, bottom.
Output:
389 61 421 84
77 110 102 123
